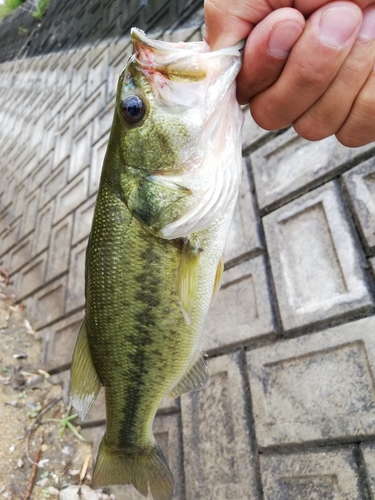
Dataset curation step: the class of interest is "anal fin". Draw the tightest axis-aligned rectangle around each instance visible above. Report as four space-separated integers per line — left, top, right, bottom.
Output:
70 319 101 421
169 351 209 399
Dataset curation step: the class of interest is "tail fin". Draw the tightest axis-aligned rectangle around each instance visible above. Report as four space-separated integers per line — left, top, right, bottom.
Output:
92 435 174 500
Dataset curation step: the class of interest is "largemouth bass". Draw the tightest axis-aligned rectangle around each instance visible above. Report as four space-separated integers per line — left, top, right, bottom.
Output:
70 28 243 500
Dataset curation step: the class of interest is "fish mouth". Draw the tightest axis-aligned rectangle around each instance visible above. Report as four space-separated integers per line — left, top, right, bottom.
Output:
131 27 245 57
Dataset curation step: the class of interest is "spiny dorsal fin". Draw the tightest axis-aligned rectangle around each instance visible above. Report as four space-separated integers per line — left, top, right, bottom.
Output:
176 240 201 325
70 319 101 421
169 351 209 399
212 256 224 304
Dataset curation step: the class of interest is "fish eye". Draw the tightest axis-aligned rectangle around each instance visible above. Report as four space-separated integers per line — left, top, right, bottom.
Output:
121 94 146 123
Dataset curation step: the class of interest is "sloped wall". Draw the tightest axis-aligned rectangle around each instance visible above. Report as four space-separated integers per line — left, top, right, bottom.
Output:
1 19 375 500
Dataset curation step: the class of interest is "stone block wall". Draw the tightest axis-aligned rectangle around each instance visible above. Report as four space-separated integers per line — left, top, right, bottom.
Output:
1 16 375 500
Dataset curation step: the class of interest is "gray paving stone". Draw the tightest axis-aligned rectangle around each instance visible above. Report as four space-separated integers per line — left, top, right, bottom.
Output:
14 251 47 299
181 351 261 500
90 132 109 195
360 441 375 497
69 123 93 181
32 200 55 257
19 191 39 238
53 168 89 224
92 102 114 144
247 315 375 449
66 239 86 313
8 237 32 274
40 309 84 370
54 51 75 94
13 181 28 220
49 86 70 121
20 150 39 184
70 48 90 96
75 83 106 133
87 46 109 97
107 46 133 99
40 162 67 209
46 215 73 281
59 86 85 128
1 172 16 211
343 157 375 253
32 276 68 330
263 181 374 332
40 116 58 158
108 36 131 65
260 447 367 500
204 256 276 352
251 128 375 213
29 151 53 194
53 118 74 169
0 219 20 256
72 195 96 245
224 158 262 265
241 106 271 154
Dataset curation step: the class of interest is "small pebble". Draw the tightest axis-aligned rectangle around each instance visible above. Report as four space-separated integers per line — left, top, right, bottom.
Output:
36 478 49 488
59 485 80 500
12 353 27 359
80 485 100 500
17 458 23 468
48 486 59 496
68 469 80 476
41 444 48 452
8 445 15 453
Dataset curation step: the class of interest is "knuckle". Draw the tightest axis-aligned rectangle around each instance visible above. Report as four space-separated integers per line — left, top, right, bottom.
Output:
335 131 364 148
293 58 330 90
293 113 332 142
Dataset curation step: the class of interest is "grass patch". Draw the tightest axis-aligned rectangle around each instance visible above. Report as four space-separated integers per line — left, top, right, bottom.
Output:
0 0 26 20
0 0 50 21
33 0 50 18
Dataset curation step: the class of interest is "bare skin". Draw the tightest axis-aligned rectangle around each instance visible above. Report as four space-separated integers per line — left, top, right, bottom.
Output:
205 0 375 147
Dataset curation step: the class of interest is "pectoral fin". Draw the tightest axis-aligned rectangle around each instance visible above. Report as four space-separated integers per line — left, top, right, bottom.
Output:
70 319 101 421
212 256 224 304
169 351 209 399
176 240 201 325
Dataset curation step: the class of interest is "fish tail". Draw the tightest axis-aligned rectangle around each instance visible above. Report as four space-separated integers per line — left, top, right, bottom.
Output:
92 435 174 500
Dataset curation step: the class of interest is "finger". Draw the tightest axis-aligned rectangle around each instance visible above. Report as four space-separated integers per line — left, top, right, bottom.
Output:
294 0 374 16
294 4 375 141
336 65 375 147
237 8 305 103
250 1 363 131
204 0 272 50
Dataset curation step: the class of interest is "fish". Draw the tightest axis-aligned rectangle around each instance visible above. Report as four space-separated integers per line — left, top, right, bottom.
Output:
69 28 243 500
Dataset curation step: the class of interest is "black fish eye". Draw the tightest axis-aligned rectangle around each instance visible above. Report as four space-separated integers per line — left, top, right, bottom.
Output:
121 94 146 123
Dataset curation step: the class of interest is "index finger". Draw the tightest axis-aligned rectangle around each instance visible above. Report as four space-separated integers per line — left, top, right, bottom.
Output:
204 0 271 49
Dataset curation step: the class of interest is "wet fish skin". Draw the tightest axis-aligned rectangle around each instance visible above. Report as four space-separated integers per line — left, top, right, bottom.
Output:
70 28 243 500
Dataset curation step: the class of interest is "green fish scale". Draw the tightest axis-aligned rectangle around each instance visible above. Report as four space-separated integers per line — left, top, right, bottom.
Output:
86 180 197 449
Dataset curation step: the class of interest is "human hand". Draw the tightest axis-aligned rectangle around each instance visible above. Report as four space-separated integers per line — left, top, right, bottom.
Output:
205 0 375 147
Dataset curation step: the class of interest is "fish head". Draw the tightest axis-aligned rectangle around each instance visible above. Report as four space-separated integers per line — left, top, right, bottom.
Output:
112 28 244 238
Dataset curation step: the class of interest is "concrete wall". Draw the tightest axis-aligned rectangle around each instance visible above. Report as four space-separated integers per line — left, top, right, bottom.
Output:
1 18 375 500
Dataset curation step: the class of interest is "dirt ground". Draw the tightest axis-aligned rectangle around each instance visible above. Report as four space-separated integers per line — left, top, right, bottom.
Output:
0 271 114 500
